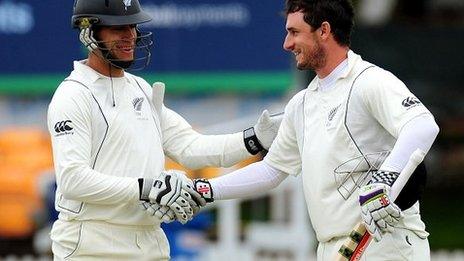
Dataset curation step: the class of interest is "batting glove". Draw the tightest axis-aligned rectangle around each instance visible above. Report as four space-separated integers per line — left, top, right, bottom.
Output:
139 170 197 224
140 202 176 224
253 110 283 150
359 171 403 241
166 170 206 214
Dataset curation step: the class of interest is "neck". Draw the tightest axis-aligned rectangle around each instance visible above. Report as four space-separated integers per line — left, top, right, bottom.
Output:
87 52 124 77
316 45 349 79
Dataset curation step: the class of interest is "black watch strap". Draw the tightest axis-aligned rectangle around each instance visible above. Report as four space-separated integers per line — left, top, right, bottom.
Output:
243 127 264 155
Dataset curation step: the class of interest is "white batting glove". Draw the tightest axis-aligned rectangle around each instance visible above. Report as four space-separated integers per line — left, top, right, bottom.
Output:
165 170 206 214
253 110 283 150
79 27 99 52
139 171 195 224
140 202 175 223
359 171 403 241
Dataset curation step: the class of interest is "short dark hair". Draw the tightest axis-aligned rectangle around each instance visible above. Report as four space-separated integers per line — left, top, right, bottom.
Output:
285 0 354 46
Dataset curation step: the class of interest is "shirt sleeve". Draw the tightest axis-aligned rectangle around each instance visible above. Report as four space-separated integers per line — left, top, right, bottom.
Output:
264 93 303 176
210 161 288 200
380 114 439 172
360 68 432 138
161 107 252 169
48 82 139 205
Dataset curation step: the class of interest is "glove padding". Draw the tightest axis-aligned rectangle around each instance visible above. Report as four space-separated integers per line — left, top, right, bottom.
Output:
254 110 283 150
140 202 175 223
359 183 403 241
141 170 198 224
166 170 206 214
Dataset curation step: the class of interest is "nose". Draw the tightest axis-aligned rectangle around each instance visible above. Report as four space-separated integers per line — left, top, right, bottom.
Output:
283 34 293 51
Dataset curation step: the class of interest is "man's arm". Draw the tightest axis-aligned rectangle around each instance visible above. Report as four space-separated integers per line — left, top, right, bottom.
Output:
162 107 282 169
48 83 140 205
176 161 288 205
210 161 288 200
358 114 439 239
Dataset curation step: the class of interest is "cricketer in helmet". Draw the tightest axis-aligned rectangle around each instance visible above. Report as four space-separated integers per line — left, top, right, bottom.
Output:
71 0 153 71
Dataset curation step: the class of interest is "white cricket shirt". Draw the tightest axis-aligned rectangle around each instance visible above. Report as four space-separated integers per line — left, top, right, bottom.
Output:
264 51 432 242
48 60 250 226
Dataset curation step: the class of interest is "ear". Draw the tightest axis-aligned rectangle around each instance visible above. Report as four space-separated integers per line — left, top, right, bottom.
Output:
319 21 331 41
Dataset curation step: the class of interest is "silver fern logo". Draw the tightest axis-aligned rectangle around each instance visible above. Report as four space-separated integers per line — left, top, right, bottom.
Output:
123 0 132 10
326 104 341 128
328 104 341 121
132 97 144 112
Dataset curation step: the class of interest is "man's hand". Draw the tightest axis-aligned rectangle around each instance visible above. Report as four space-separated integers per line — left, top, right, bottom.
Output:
254 110 283 150
359 171 403 241
140 202 176 223
139 171 197 224
165 170 206 214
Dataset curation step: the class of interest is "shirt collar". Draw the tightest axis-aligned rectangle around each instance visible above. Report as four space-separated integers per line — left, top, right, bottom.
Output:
341 50 361 78
73 60 126 83
307 50 361 91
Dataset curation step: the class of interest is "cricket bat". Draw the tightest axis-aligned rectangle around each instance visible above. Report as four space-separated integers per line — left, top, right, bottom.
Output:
335 149 426 261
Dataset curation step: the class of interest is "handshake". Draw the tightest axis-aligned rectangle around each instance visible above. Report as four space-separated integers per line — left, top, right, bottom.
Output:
138 170 214 224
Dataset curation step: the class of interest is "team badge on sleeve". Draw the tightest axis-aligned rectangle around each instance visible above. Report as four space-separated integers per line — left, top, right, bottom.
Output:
401 97 421 108
54 120 74 136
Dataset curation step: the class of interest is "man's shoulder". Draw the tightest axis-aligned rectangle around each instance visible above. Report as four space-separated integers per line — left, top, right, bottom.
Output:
353 56 400 83
125 72 151 89
355 63 404 88
286 89 306 109
50 78 93 107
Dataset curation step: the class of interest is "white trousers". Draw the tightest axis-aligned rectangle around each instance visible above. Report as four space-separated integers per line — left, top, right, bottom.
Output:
317 228 430 261
51 219 170 261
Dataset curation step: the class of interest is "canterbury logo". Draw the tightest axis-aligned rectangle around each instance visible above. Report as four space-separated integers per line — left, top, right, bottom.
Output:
402 97 421 108
54 120 73 133
132 97 144 112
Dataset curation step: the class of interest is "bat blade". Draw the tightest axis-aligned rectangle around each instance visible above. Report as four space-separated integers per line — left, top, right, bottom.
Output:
335 149 426 261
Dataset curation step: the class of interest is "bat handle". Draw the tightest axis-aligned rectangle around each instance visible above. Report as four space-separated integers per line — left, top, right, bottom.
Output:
390 149 426 200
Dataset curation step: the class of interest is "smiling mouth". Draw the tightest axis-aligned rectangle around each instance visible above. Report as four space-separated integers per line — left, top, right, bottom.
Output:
118 45 134 50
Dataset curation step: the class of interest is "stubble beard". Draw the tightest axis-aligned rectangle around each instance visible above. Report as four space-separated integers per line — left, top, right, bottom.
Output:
297 41 326 71
101 42 135 69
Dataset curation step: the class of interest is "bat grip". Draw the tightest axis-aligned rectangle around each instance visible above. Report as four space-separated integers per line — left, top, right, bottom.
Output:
390 149 426 200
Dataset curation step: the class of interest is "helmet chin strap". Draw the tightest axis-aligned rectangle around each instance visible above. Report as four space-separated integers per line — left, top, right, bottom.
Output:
101 49 134 70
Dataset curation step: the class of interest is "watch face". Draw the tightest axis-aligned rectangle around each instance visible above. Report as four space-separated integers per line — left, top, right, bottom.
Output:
244 128 255 138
